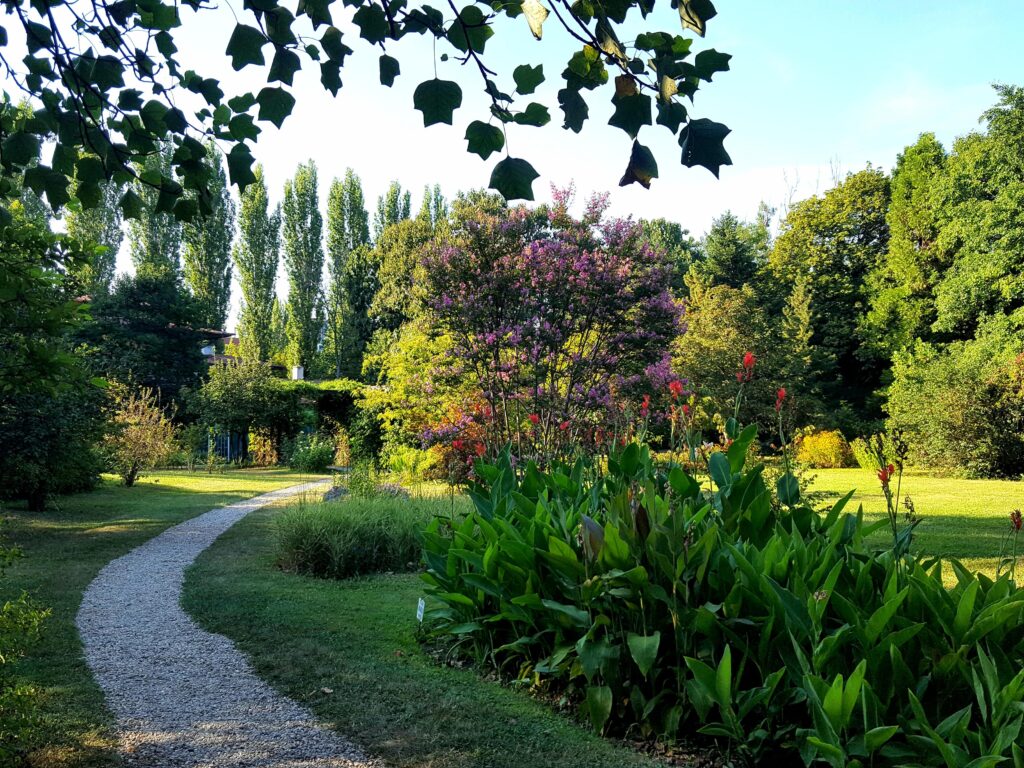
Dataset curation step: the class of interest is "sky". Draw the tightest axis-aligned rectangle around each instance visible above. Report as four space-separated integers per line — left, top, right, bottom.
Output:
5 0 1024 329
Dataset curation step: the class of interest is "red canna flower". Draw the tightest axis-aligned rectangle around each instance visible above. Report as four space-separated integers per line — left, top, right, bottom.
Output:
528 413 540 425
681 403 690 417
474 442 486 457
640 394 650 417
877 463 896 487
559 420 570 431
452 439 464 450
738 351 756 383
668 380 684 399
775 387 787 412
1011 509 1022 532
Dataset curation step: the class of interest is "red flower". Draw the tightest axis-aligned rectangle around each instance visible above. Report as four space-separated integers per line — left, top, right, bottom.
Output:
640 394 651 417
1011 509 1022 532
775 387 787 412
559 420 570 431
452 439 464 451
474 442 486 457
681 404 690 417
668 380 684 399
738 351 756 383
528 413 540 425
877 463 896 487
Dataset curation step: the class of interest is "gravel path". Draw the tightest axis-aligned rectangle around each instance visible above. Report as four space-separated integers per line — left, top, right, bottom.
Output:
77 480 381 767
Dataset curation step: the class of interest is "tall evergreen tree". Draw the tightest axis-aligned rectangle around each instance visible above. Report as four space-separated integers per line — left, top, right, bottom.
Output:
182 144 236 330
282 161 325 369
373 181 411 240
128 145 182 278
697 210 769 290
65 177 124 294
339 244 379 378
324 170 371 377
233 165 281 362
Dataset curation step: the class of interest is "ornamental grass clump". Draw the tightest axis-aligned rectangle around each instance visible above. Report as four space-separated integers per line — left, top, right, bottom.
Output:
422 419 1024 765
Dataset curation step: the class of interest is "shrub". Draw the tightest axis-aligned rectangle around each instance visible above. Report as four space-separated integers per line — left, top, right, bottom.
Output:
288 433 335 473
346 460 379 498
795 428 852 468
422 437 1024 765
249 431 279 467
0 528 48 765
275 495 452 579
387 445 441 484
103 384 177 487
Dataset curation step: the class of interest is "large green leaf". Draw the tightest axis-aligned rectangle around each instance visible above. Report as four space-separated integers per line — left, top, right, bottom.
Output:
379 54 400 87
677 0 716 36
353 4 388 43
465 121 504 160
225 24 266 70
513 63 544 95
488 156 538 201
585 685 613 732
447 5 493 53
513 102 550 127
256 87 295 128
608 93 651 139
413 79 462 126
618 140 658 188
679 117 732 177
627 631 660 677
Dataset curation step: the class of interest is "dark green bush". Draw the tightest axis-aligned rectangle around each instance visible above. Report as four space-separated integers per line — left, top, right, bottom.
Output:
275 496 455 579
422 436 1024 766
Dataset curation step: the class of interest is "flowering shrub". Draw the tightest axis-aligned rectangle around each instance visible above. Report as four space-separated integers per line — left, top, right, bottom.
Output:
421 188 682 464
287 433 335 473
795 429 853 468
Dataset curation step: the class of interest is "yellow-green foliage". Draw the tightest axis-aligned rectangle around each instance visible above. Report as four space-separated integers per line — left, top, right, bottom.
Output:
796 429 852 468
387 445 441 484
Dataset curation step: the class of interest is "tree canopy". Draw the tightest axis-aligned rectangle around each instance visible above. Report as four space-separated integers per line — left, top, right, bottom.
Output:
0 0 732 220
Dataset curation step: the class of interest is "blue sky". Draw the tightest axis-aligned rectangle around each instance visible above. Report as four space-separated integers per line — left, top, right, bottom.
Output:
4 1 1023 325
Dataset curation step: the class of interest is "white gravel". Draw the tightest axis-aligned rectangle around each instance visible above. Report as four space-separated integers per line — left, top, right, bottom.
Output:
77 480 382 767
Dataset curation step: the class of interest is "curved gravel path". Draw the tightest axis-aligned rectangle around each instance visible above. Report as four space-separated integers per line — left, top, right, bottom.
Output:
77 480 381 767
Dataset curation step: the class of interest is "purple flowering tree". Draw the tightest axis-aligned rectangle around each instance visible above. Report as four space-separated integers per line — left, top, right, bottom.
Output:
422 188 683 460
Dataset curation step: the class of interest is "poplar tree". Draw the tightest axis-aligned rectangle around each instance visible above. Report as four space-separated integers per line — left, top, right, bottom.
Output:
183 144 236 330
373 181 411 240
127 145 182 278
233 165 281 362
325 169 371 377
416 184 447 228
282 161 324 369
65 178 124 294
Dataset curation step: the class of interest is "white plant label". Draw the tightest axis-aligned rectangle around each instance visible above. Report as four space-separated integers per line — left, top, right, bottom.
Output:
416 597 426 623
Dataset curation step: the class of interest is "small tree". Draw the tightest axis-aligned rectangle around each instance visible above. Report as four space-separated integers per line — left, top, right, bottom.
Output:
105 386 176 487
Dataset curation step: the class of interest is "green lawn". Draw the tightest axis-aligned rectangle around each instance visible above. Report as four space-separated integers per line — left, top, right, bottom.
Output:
0 468 321 768
183 503 663 768
809 467 1024 578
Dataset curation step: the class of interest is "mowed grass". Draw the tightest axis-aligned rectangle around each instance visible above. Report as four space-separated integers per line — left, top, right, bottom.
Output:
0 468 321 768
809 468 1024 578
183 501 662 768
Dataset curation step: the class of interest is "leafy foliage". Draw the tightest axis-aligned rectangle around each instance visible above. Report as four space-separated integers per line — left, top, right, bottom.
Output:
104 384 177 487
282 161 325 368
0 0 732 217
287 432 336 472
423 435 1024 765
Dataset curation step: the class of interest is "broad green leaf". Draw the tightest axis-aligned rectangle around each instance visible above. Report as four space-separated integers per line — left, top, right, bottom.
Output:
465 120 504 160
226 143 257 188
119 188 144 219
513 102 550 127
353 4 388 43
1 132 40 167
586 685 613 732
320 26 352 63
864 725 899 752
269 49 301 85
709 451 731 491
656 100 687 132
320 61 342 95
865 586 908 643
558 88 588 132
679 117 732 177
694 48 731 80
626 631 660 677
521 0 549 39
379 54 400 87
619 140 658 188
225 24 266 70
413 79 462 126
776 472 799 505
715 645 732 710
513 64 544 95
256 87 296 128
488 157 539 201
447 5 493 53
608 93 651 139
